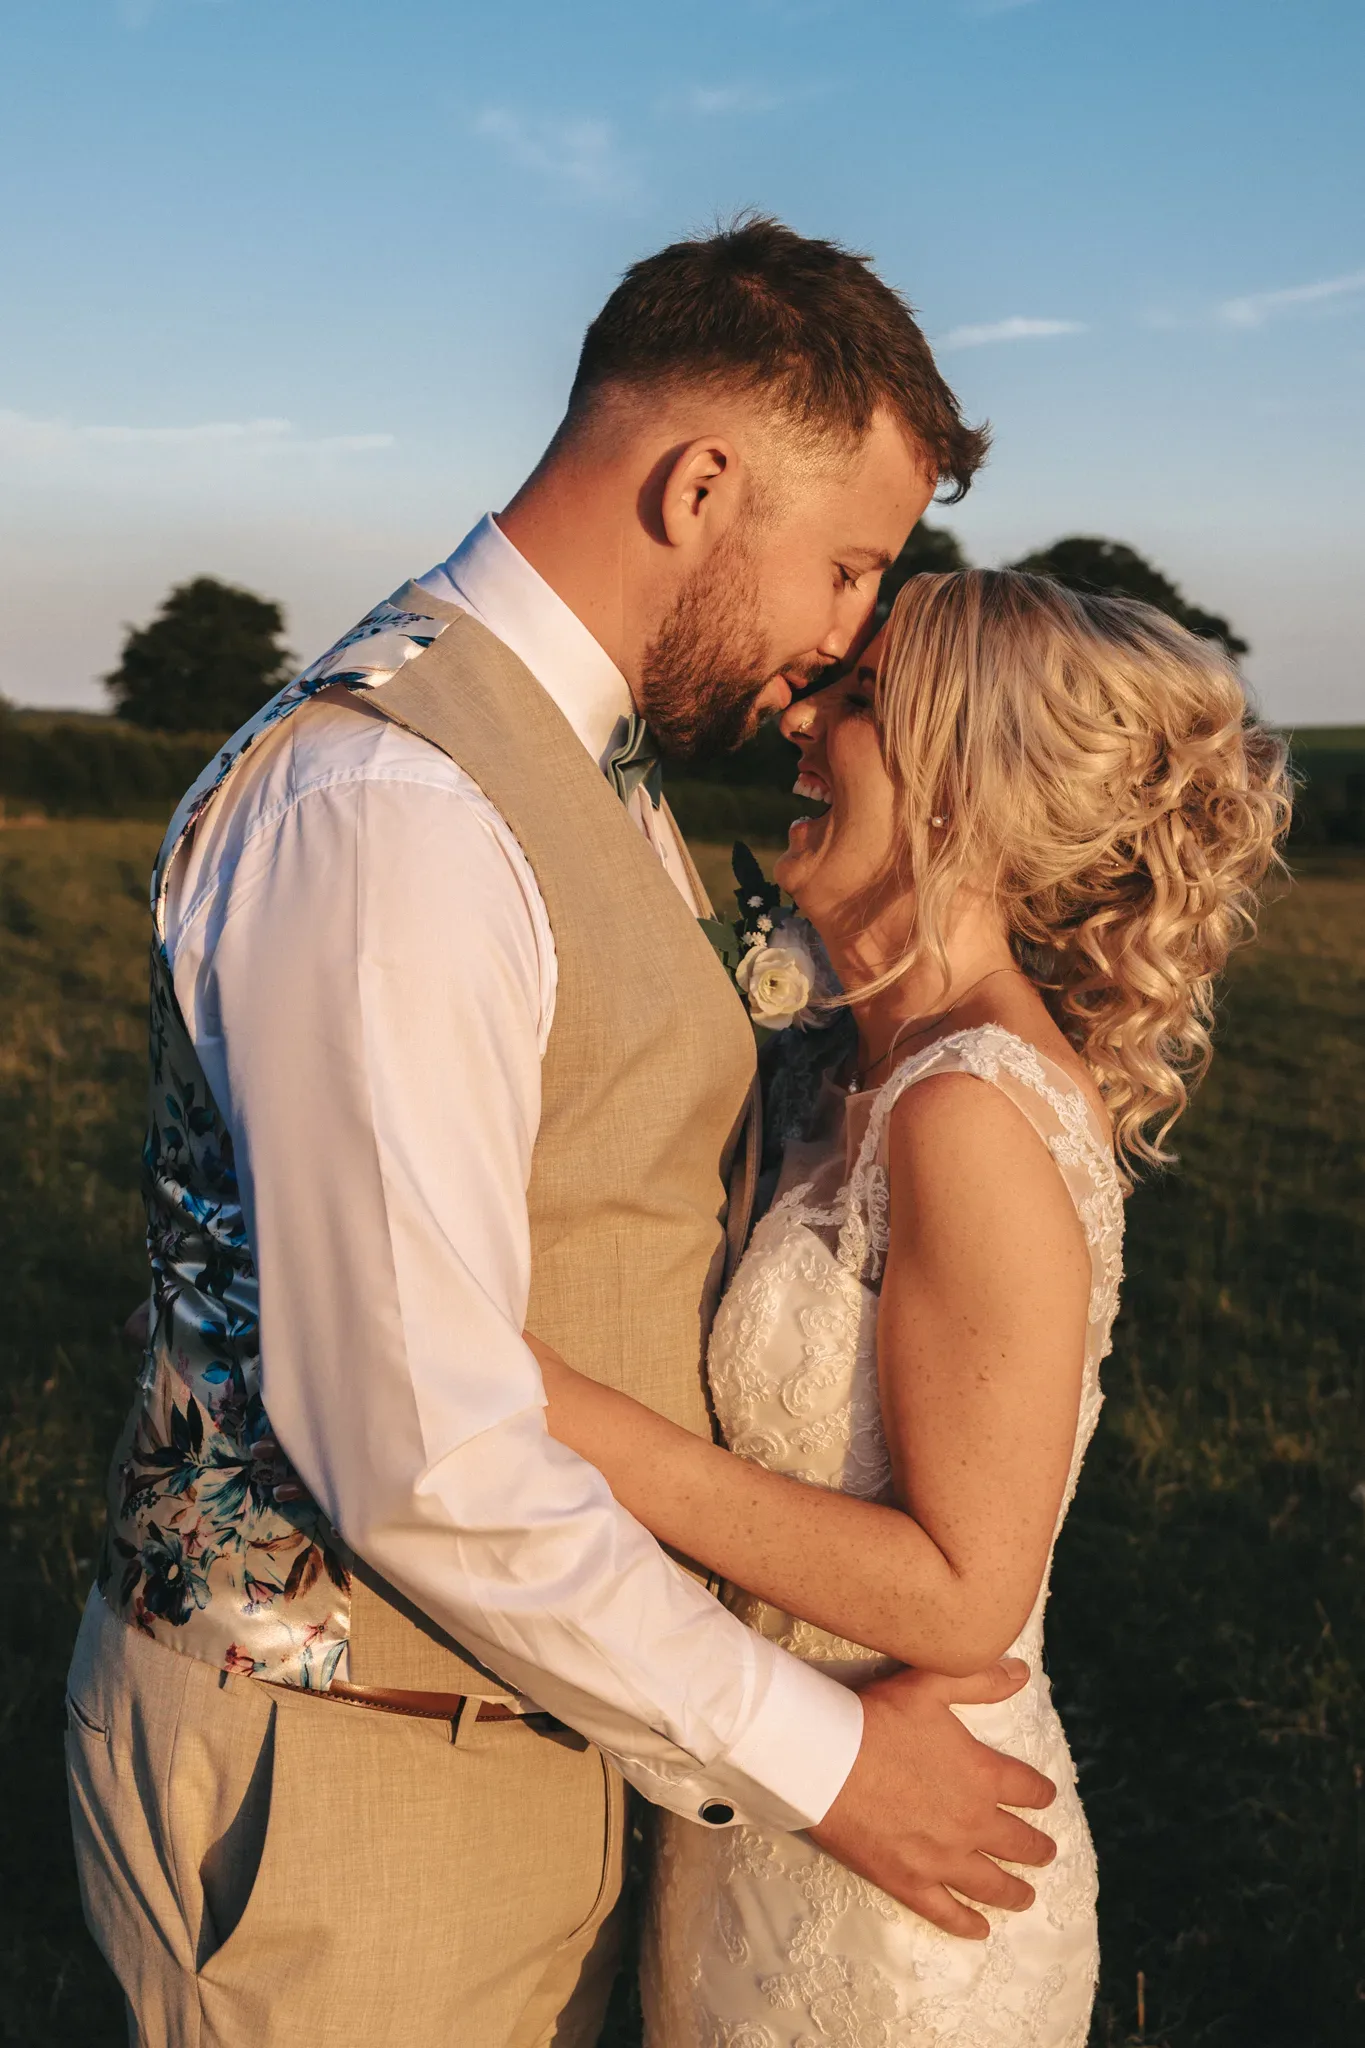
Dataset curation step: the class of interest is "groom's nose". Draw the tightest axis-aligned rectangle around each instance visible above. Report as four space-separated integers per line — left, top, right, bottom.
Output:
818 583 877 666
816 623 855 666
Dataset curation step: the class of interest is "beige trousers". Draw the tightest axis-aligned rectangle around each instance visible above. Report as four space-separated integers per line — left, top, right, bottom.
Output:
65 1589 626 2048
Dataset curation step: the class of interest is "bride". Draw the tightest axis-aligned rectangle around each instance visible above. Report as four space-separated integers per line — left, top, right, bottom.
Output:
530 568 1288 2046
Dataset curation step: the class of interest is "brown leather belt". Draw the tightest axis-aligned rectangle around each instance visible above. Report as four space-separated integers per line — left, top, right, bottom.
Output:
268 1679 538 1725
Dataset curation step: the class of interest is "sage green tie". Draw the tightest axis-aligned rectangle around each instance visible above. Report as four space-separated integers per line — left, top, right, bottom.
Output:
604 713 664 810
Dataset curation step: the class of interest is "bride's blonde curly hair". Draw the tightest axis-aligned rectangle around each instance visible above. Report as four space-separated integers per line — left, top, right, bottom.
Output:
873 569 1291 1177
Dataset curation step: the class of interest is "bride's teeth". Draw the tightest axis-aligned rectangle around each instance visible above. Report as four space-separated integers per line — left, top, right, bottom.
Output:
794 774 828 802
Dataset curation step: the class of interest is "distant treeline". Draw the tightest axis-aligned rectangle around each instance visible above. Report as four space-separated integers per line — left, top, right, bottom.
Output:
2 707 1361 846
0 711 222 824
1284 732 1365 849
19 531 1313 840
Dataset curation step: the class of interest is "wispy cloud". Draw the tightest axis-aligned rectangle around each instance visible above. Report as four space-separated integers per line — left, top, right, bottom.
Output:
474 108 639 205
658 78 833 121
1217 269 1365 330
0 411 392 457
940 316 1087 350
678 83 785 116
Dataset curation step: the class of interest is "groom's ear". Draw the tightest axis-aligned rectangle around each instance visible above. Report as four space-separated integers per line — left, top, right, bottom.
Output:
655 435 743 554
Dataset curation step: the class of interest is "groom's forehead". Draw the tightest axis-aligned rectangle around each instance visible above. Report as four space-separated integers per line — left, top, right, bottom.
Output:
790 415 935 536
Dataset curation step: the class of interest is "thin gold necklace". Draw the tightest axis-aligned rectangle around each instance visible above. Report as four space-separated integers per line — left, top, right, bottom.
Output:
846 967 1027 1094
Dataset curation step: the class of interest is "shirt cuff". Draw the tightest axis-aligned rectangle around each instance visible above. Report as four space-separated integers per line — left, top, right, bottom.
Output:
612 1647 865 1835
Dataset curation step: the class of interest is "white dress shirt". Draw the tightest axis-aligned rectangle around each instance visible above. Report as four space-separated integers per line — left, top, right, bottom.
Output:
163 514 864 1830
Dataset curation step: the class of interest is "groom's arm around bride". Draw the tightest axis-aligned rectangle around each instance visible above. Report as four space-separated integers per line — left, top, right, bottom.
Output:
68 219 1054 2048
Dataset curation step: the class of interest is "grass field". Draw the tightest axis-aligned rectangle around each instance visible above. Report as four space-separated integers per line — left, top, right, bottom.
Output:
2 821 1362 2046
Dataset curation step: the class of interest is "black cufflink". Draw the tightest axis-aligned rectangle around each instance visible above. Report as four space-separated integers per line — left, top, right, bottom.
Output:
699 1800 735 1826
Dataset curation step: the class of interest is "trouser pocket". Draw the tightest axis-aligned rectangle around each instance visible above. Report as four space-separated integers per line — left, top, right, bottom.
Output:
65 1583 114 1742
66 1690 108 1741
192 1704 277 1972
568 1749 626 1945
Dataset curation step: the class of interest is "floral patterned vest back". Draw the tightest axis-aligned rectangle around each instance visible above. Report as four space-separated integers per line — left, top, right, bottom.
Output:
98 585 757 1693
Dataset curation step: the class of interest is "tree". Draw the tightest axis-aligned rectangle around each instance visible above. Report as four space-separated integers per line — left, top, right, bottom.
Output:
877 522 969 619
1009 536 1249 658
105 577 294 732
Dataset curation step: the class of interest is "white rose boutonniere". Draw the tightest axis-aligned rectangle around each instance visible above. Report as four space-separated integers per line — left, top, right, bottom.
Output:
735 924 818 1030
699 841 834 1039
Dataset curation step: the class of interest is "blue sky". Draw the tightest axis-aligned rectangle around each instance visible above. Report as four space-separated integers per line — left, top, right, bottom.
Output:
2 0 1361 723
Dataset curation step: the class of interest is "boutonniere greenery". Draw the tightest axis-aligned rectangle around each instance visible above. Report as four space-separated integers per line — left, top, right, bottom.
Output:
700 842 836 1040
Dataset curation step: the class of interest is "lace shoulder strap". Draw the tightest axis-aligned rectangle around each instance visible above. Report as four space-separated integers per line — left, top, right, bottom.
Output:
836 1023 1120 1284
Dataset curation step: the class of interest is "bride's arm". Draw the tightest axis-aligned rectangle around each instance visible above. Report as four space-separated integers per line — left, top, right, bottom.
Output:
533 1073 1092 1677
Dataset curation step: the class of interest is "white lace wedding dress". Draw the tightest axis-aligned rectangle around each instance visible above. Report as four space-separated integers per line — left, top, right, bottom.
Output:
642 1024 1125 2048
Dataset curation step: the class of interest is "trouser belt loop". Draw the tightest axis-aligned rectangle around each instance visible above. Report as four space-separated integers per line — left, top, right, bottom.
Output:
451 1694 487 1749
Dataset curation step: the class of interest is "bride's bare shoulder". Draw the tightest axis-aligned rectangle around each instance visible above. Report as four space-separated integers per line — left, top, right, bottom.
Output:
881 1072 1091 1302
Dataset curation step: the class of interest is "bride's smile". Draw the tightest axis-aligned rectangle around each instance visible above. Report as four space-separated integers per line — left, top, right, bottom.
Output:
777 635 898 924
771 628 970 1061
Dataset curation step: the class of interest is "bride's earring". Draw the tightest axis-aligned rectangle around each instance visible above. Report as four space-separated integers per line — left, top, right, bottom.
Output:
930 814 946 828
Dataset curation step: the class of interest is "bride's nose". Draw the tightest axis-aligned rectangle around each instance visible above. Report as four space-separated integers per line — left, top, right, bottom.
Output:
780 696 820 748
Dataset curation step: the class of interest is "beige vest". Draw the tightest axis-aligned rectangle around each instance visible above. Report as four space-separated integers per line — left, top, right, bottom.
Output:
344 592 759 1690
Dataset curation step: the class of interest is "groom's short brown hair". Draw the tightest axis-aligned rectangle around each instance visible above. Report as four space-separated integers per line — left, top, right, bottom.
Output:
566 214 988 502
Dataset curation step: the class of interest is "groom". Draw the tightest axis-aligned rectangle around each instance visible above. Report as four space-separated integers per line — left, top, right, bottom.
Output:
67 218 1057 2047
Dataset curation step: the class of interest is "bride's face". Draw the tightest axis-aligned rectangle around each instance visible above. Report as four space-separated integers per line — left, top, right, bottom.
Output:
773 626 905 939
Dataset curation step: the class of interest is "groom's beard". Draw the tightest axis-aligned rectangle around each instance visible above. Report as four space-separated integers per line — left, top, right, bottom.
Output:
638 526 782 764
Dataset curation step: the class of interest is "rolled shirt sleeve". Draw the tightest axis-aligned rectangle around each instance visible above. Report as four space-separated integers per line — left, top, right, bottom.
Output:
168 705 863 1831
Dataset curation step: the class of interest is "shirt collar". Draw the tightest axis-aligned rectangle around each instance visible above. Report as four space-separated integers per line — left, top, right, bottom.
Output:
415 514 633 769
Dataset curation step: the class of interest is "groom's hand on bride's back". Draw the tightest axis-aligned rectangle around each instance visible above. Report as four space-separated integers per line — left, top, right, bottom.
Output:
806 1659 1056 1940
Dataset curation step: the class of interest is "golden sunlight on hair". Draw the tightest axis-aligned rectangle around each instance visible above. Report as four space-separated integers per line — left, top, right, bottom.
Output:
875 569 1293 1177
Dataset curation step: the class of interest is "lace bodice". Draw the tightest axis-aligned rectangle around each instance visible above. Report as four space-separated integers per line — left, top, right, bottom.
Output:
643 1025 1126 2048
708 1023 1123 1685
